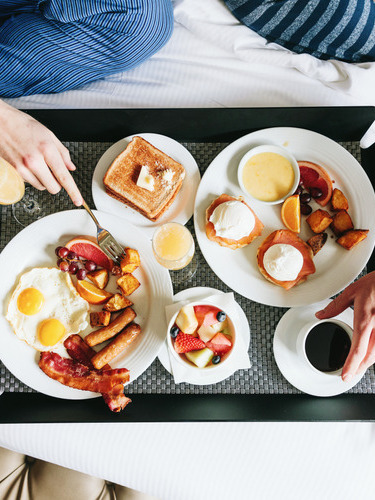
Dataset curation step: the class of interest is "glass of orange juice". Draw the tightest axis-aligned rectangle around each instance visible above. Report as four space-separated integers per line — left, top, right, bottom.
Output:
152 222 197 284
0 157 25 205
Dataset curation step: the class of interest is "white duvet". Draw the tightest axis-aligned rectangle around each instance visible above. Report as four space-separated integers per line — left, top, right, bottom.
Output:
4 0 375 111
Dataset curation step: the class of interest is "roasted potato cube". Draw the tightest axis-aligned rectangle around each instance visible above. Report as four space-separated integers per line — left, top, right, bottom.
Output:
103 293 133 312
120 248 141 274
87 269 109 290
331 188 349 211
306 209 333 233
330 210 354 236
307 233 328 256
90 310 111 327
337 230 369 250
117 273 140 296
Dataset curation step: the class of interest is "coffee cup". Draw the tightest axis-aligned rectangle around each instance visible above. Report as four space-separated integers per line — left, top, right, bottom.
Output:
296 319 353 376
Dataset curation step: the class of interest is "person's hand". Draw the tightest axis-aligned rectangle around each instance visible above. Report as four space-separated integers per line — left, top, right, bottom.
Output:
315 271 375 382
0 101 83 206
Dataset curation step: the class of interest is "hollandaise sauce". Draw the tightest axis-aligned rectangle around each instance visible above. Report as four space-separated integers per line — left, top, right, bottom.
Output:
242 152 295 202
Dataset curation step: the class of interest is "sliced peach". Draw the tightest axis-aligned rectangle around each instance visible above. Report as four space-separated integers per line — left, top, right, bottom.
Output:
76 280 113 304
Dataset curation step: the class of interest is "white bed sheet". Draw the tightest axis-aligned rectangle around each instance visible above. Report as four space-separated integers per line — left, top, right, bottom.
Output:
3 0 374 110
1 422 375 500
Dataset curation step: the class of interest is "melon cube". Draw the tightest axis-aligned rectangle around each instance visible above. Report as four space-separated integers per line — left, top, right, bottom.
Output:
198 319 227 342
175 305 198 334
197 324 217 343
221 326 231 337
185 348 214 368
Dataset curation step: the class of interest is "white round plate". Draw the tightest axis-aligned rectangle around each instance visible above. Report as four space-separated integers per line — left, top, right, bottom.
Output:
92 133 201 236
273 299 364 397
158 287 250 385
0 210 173 400
194 127 375 307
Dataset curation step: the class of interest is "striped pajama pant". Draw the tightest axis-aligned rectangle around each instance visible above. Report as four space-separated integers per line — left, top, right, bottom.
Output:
0 0 173 98
224 0 375 62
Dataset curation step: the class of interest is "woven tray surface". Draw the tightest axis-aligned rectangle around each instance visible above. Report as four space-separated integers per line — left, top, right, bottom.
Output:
1 140 373 395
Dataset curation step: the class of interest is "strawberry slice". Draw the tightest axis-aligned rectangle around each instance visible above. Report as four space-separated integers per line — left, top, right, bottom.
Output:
174 333 205 354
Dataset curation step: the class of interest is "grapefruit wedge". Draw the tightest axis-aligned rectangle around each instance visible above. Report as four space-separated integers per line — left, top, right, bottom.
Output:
65 237 113 270
298 161 332 207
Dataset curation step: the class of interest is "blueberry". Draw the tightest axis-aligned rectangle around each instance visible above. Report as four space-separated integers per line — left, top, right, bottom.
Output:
216 311 226 322
170 325 179 338
212 355 221 364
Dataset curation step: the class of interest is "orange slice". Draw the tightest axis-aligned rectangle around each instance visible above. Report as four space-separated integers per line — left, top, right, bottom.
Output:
76 280 113 304
0 157 25 205
281 194 300 233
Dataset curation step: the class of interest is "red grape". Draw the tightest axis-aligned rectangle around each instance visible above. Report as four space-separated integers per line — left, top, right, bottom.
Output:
58 247 69 258
310 187 323 199
294 186 303 196
59 261 69 272
68 262 78 275
67 251 77 260
55 246 63 256
300 204 312 215
300 193 311 204
85 260 97 272
77 269 87 280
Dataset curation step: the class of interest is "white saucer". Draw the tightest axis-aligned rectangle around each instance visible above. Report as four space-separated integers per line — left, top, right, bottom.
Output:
92 132 201 237
273 299 364 397
158 287 251 385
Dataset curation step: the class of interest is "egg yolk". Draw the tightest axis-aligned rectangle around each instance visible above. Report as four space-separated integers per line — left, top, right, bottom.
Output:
17 288 44 315
38 319 66 347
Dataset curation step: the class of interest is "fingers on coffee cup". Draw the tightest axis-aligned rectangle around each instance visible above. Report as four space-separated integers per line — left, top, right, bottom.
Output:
296 319 352 375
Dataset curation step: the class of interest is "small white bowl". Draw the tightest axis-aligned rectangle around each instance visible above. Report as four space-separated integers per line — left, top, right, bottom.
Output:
296 318 353 376
167 301 236 371
237 144 300 205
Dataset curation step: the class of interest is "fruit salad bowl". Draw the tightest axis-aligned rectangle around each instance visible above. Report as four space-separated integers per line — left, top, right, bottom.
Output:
167 301 237 371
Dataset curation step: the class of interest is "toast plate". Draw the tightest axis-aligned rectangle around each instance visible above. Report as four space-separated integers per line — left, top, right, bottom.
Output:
0 210 173 400
92 133 201 237
158 287 250 385
194 127 375 307
273 299 364 396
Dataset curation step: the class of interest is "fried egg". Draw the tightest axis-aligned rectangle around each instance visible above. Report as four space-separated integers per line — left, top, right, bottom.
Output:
6 268 89 351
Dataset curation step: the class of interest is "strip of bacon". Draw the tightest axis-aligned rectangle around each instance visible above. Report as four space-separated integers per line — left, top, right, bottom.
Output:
39 352 129 394
64 335 131 412
103 385 131 412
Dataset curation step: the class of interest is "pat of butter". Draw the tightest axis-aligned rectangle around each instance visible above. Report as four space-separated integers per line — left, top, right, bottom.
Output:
137 165 155 192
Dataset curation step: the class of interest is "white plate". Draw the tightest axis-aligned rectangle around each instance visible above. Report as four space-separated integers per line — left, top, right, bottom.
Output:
194 127 375 307
158 287 250 385
0 210 173 400
92 133 201 236
273 299 364 396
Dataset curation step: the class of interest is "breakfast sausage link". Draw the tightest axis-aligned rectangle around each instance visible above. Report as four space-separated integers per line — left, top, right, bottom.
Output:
85 307 136 347
91 323 141 370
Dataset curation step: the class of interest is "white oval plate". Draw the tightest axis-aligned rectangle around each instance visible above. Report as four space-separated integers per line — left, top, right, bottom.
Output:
194 127 375 307
158 287 250 385
0 210 173 400
92 133 201 236
273 299 364 397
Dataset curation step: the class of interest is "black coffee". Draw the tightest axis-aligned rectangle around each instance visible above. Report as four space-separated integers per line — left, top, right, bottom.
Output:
305 322 351 372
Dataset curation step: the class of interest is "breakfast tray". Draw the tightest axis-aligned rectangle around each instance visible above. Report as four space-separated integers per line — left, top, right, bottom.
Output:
1 107 375 423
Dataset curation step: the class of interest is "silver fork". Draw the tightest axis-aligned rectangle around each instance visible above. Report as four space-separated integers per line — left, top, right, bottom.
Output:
82 200 126 265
